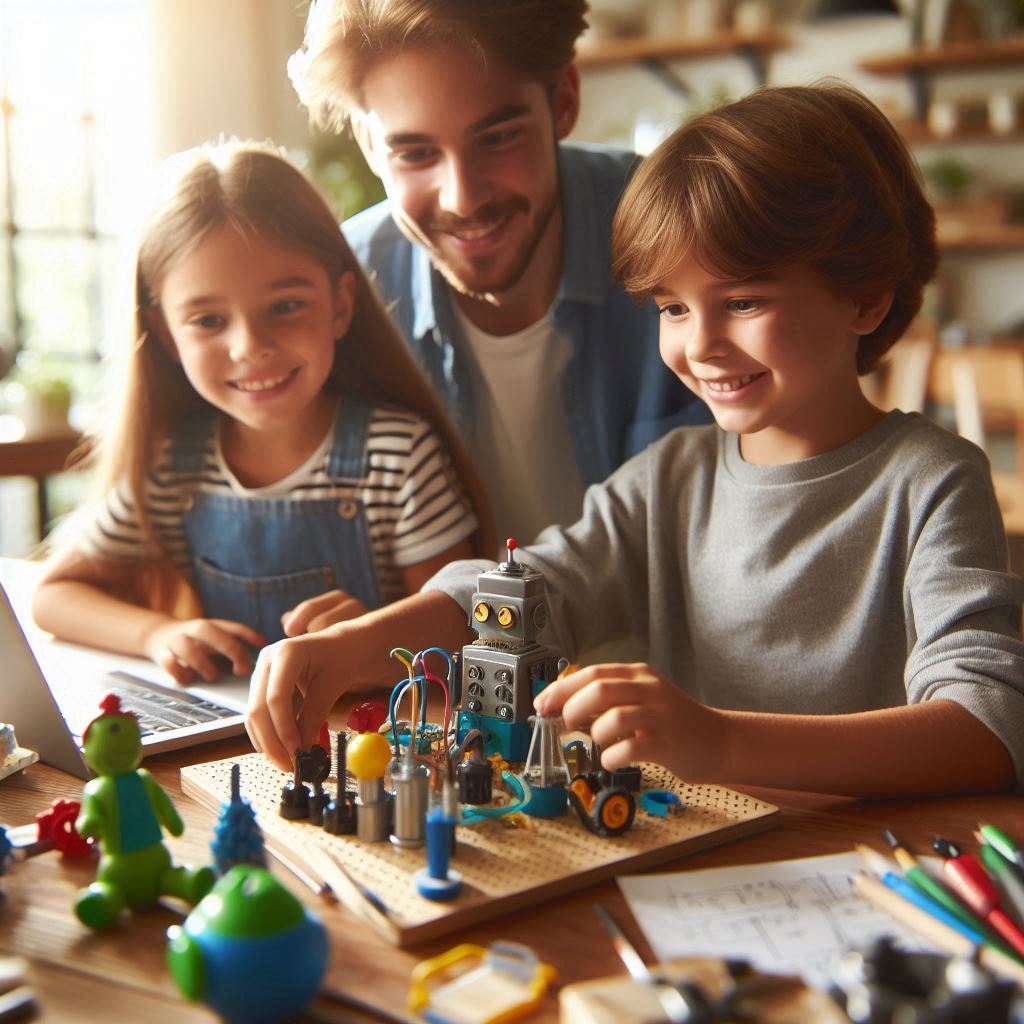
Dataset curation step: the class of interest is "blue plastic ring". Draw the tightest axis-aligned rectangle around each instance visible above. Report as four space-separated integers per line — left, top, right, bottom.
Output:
640 790 683 817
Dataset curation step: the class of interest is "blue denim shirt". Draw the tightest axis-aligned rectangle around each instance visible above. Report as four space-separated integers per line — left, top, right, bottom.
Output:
343 142 711 487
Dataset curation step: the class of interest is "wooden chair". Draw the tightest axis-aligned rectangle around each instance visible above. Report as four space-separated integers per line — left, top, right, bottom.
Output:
930 346 1024 537
870 338 1024 537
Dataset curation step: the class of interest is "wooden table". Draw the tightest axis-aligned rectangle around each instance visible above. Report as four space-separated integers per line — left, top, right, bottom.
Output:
3 737 1022 1024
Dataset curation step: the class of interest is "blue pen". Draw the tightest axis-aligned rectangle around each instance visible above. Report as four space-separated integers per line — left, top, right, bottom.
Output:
880 871 989 947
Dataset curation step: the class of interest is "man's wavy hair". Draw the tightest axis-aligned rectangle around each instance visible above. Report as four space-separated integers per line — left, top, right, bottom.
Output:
612 82 938 374
289 0 589 132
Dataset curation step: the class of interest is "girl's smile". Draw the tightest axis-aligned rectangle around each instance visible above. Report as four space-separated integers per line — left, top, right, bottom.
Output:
229 369 299 394
154 224 354 475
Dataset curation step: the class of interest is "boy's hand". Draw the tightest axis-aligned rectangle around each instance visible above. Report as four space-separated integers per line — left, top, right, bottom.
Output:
142 618 265 685
246 628 350 772
534 662 727 781
281 589 369 637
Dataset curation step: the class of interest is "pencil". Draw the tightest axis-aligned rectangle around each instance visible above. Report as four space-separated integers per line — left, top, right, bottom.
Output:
976 836 1024 929
265 843 338 905
855 846 989 946
852 872 1024 987
978 823 1024 872
881 830 996 941
316 844 397 924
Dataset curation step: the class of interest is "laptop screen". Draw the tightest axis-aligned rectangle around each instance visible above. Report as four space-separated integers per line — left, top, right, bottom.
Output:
1 579 251 780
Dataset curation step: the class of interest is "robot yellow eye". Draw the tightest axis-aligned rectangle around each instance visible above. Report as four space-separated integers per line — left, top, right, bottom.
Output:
473 602 492 623
496 606 516 628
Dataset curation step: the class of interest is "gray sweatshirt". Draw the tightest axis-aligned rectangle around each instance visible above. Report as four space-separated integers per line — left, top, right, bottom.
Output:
426 411 1024 783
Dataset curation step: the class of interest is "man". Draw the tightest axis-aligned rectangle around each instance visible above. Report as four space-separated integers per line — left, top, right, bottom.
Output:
289 0 711 543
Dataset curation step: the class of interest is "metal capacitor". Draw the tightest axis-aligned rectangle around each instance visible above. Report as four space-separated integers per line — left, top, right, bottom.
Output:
390 758 430 849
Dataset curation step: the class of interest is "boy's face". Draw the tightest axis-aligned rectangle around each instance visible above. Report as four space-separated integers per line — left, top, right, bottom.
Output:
353 43 578 304
653 252 890 465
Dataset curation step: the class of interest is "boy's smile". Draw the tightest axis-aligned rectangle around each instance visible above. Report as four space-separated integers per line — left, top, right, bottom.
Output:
653 252 890 465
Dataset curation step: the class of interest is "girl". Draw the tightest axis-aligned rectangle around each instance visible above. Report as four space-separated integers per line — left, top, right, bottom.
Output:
33 140 494 685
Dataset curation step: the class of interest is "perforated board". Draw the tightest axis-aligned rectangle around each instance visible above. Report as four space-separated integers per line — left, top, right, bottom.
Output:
181 753 779 947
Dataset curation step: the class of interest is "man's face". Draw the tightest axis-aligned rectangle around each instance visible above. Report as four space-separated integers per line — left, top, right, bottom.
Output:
354 44 578 302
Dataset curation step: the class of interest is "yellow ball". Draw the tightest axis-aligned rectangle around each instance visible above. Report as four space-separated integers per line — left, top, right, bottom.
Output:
347 732 392 780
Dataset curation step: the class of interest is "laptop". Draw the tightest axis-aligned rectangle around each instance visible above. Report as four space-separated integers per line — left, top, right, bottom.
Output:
1 580 250 780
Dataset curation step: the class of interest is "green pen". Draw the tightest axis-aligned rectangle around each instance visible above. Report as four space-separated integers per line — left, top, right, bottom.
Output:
882 829 1004 947
979 823 1024 872
978 835 1024 929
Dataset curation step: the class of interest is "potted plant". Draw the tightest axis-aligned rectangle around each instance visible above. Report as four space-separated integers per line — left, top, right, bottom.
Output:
2 354 74 436
921 155 1006 239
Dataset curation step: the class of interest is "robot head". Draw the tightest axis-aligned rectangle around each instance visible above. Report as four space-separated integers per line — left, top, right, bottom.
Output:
469 539 549 645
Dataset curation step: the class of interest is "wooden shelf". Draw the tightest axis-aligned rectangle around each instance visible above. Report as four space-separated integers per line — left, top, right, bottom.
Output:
895 120 1024 146
860 35 1024 76
937 222 1024 251
0 430 85 479
576 31 789 69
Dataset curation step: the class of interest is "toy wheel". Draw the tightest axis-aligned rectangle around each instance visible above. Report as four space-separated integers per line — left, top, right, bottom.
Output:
595 788 635 836
569 776 595 807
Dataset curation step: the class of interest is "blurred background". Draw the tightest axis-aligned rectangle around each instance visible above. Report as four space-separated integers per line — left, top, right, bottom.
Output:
1 0 1022 562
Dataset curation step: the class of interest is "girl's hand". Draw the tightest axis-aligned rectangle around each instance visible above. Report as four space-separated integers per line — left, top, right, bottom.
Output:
142 618 266 685
281 589 369 636
246 627 351 771
534 662 728 781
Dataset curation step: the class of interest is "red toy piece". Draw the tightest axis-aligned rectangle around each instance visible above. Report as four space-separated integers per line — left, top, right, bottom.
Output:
347 700 388 734
37 798 94 858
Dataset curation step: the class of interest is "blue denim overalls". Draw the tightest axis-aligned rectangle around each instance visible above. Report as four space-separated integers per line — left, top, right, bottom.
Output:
169 397 382 644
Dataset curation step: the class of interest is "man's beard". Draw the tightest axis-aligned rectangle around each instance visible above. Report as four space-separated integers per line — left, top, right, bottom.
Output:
395 190 559 305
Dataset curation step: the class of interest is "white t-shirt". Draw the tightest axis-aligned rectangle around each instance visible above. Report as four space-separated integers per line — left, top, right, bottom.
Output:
456 308 586 546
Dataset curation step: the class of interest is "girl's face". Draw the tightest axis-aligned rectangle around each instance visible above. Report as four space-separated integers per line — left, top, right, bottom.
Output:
653 251 891 465
155 225 354 457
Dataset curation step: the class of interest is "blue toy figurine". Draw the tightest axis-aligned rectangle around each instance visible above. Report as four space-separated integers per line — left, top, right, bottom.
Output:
74 694 215 929
211 763 267 874
167 864 329 1024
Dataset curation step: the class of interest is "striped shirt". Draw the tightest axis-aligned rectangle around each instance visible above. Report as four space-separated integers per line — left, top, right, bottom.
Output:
76 404 477 604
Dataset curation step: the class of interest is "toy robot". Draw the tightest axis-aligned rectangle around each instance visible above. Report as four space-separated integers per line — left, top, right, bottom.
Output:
454 539 562 761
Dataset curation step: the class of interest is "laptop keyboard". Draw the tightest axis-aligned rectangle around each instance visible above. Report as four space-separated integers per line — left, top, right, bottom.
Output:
106 682 239 735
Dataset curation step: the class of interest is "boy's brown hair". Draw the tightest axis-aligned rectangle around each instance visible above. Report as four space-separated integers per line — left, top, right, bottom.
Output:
289 0 589 132
612 82 938 374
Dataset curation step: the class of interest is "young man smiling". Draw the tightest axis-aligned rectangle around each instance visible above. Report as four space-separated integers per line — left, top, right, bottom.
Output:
288 0 711 545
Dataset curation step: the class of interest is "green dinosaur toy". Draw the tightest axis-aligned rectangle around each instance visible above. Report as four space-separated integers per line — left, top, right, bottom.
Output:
74 694 215 929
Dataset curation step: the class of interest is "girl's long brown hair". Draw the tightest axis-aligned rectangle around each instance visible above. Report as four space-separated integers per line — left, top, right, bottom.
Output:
77 140 493 603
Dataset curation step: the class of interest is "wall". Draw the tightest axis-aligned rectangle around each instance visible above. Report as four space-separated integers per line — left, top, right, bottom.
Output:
145 0 310 161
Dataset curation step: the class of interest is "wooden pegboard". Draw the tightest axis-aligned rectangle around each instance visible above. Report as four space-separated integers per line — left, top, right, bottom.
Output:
181 753 778 947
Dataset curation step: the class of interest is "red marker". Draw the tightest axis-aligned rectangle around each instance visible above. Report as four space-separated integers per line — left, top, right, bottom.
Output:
933 836 1024 960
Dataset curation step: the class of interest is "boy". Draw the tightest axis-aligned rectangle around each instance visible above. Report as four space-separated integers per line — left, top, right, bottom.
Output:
288 0 710 544
247 83 1024 797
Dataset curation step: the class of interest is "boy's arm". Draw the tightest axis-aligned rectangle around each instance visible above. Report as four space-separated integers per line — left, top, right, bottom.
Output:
537 664 1015 798
712 698 1013 797
247 589 474 771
